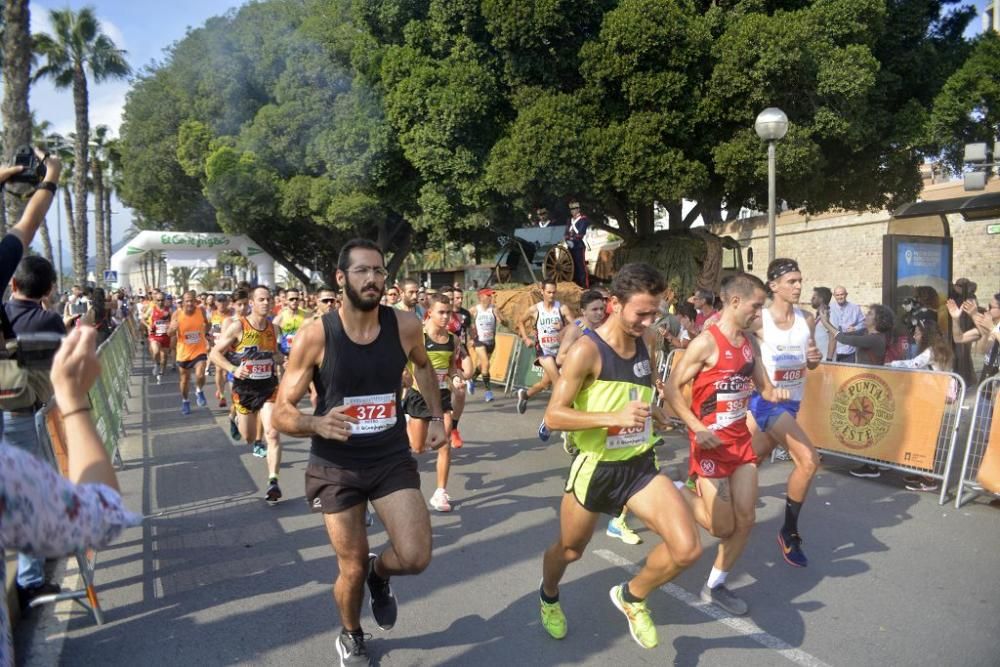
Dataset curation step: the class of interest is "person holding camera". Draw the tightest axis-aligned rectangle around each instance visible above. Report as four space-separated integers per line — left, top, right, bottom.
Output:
2 256 68 606
0 147 61 295
0 327 140 660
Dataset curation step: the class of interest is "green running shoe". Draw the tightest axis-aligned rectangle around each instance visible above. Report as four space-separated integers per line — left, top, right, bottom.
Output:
539 596 567 639
609 583 658 649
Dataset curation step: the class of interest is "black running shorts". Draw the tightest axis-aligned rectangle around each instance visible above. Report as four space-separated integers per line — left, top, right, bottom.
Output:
305 454 420 513
474 339 496 355
177 354 207 370
403 388 453 420
564 449 659 516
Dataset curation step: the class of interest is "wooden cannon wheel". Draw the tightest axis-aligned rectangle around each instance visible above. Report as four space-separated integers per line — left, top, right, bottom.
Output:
543 245 575 283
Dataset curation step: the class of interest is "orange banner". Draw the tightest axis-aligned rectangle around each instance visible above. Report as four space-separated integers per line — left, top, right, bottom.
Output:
974 395 1000 493
799 364 950 471
488 333 517 387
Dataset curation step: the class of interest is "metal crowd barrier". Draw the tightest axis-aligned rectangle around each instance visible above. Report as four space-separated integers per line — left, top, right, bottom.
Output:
954 377 1000 508
30 319 139 624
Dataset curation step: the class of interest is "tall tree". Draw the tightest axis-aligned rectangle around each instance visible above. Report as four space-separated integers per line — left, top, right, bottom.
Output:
90 123 109 281
2 0 33 230
34 6 130 281
30 114 55 263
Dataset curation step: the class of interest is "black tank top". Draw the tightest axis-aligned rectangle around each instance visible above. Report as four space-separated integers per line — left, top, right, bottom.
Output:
311 305 409 467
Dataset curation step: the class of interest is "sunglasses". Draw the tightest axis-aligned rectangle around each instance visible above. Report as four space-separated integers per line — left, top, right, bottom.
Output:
320 298 336 304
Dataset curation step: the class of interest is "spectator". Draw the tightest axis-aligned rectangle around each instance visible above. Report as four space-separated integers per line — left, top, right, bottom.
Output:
947 278 979 386
829 286 866 362
689 288 717 334
0 328 140 660
810 286 835 361
565 201 589 287
664 302 697 351
824 303 894 366
81 287 117 344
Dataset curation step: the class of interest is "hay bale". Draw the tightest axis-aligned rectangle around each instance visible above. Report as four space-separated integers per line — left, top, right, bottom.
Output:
493 282 584 331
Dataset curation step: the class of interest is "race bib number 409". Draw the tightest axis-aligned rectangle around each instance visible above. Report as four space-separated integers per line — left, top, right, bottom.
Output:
343 393 397 435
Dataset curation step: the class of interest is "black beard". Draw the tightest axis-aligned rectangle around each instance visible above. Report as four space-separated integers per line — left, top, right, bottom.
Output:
345 280 382 311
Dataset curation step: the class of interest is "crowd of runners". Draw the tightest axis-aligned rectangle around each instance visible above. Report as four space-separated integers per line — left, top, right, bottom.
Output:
130 239 1000 667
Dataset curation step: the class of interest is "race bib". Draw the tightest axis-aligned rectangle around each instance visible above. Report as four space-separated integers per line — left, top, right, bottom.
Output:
242 357 274 380
606 418 652 449
184 331 201 345
712 390 750 429
773 365 805 388
155 321 169 335
342 393 397 434
436 369 449 389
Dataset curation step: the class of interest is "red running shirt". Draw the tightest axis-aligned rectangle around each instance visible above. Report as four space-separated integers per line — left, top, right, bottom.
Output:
688 325 757 478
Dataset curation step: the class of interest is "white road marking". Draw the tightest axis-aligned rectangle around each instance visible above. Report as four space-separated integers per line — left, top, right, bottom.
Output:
594 549 832 667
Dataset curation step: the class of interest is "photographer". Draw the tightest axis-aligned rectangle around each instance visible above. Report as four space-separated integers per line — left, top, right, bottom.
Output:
0 327 140 658
0 148 61 292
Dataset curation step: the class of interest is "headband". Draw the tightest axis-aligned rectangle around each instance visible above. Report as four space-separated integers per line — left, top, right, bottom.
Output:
767 260 800 282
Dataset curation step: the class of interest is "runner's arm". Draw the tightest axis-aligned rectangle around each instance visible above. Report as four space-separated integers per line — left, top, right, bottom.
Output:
167 310 180 336
271 323 285 367
518 305 537 345
560 303 575 325
555 325 582 367
208 320 243 373
663 333 718 440
400 313 444 418
803 312 822 369
544 337 648 432
272 322 326 437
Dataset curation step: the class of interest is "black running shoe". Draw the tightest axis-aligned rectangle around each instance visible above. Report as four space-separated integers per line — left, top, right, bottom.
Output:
337 629 372 667
516 388 528 415
367 553 397 631
265 480 282 503
778 529 808 568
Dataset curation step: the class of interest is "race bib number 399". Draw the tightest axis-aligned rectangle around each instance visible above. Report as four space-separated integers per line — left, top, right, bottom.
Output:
343 393 397 435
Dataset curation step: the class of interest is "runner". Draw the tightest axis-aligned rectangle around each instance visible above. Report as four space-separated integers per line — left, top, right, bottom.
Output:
469 288 498 402
169 290 211 414
272 238 445 667
663 272 790 615
396 278 425 320
210 285 285 503
403 293 463 511
747 258 823 568
538 263 701 649
223 289 251 440
385 284 401 308
210 294 234 407
164 293 179 371
445 287 474 448
517 279 574 441
274 287 312 369
145 290 172 384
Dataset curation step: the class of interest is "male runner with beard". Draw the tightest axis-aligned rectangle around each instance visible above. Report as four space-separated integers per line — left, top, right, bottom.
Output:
273 239 445 666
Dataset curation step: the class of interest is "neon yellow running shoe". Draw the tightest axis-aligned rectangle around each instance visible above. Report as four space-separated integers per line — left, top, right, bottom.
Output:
540 597 567 639
606 516 642 545
610 583 658 649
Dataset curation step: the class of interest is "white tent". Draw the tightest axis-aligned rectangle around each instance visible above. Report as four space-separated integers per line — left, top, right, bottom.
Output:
109 231 275 288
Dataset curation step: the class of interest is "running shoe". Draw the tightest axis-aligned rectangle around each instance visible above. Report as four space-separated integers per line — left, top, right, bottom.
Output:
265 479 282 503
252 441 267 458
229 417 240 441
365 508 375 527
773 447 792 461
336 629 373 667
196 390 207 408
538 421 551 442
181 400 191 416
850 464 881 478
367 553 397 631
483 390 494 403
905 477 939 492
219 397 227 408
429 488 452 512
606 517 642 545
562 432 579 457
155 372 162 385
466 379 475 395
609 583 658 649
450 428 464 449
700 584 748 616
778 529 808 568
516 388 528 414
539 594 567 639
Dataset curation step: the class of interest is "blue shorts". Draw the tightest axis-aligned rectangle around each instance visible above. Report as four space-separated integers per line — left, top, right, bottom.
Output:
749 393 800 432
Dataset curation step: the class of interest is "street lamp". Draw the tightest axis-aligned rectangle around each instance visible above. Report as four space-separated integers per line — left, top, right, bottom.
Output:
755 107 788 265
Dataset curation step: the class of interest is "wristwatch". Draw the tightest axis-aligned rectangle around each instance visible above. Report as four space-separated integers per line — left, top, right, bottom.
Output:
35 181 57 194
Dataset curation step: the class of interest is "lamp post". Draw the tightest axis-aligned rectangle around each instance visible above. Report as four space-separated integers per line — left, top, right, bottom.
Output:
754 107 788 264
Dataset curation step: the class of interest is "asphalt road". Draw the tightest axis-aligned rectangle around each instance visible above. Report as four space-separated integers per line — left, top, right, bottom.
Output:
15 360 1000 666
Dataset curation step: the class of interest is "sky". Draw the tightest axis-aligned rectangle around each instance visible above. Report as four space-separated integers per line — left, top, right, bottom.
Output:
22 0 997 274
27 0 245 273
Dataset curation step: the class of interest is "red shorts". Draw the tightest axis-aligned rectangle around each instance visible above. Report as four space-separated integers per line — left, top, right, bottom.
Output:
148 335 170 347
688 433 756 479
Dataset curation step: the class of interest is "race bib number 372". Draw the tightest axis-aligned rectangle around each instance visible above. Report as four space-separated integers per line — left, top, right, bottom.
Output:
342 393 397 435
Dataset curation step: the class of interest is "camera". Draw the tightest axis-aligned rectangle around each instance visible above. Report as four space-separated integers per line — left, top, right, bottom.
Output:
7 145 47 186
2 332 63 370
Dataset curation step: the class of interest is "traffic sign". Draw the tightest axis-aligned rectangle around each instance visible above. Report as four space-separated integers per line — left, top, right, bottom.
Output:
103 270 118 284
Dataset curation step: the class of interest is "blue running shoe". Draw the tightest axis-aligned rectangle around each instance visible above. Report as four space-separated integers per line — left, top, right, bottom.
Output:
466 379 475 395
181 400 191 416
252 442 267 458
483 390 494 403
538 421 551 442
778 529 808 568
195 390 207 408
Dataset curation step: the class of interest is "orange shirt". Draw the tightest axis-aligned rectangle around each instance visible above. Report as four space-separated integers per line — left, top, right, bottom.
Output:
176 308 209 361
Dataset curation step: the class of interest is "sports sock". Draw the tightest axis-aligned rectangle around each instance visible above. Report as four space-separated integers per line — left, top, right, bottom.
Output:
452 418 459 429
539 583 558 604
483 374 491 391
621 582 643 603
783 497 803 535
707 567 728 589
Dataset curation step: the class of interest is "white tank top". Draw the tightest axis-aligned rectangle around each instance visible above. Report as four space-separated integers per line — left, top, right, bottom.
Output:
760 307 811 402
536 301 564 355
475 306 497 342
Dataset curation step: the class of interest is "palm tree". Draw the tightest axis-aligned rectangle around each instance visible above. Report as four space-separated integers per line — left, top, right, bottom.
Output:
34 6 130 282
90 124 109 281
46 131 77 279
2 0 34 231
30 114 56 264
103 135 121 274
